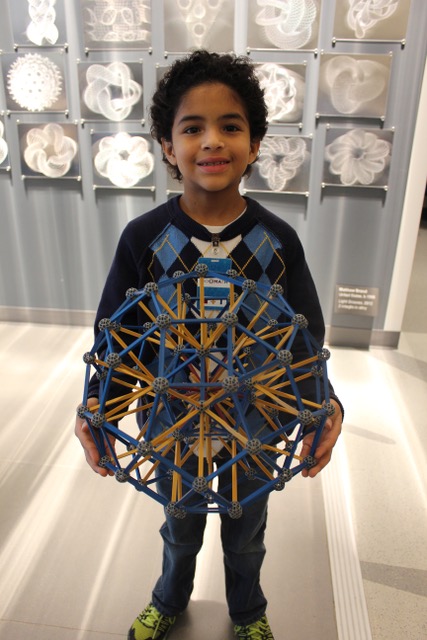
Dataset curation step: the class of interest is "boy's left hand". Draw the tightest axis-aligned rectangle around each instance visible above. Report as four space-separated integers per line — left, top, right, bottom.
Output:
300 399 343 478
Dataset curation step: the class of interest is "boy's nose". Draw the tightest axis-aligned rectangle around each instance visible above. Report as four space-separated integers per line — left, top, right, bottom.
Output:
202 129 224 149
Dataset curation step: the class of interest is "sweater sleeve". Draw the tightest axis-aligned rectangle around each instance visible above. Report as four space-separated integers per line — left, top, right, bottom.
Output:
284 228 325 345
86 225 145 400
273 220 344 418
96 229 142 330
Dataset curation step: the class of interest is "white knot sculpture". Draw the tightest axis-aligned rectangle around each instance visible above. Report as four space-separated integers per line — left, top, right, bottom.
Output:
24 123 78 178
257 136 307 191
255 0 318 49
94 132 154 187
325 129 391 186
256 63 305 123
26 0 59 45
347 0 399 39
83 62 142 121
323 55 387 115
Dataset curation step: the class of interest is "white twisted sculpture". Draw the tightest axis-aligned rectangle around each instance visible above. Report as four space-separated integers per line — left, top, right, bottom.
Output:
26 0 59 45
322 55 387 115
324 129 391 186
257 136 307 191
24 123 78 178
93 132 154 188
7 53 63 112
256 63 305 123
255 0 318 49
83 62 142 121
346 0 399 39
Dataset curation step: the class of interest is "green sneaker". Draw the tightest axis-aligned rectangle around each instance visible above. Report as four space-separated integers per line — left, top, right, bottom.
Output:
128 603 176 640
234 615 274 639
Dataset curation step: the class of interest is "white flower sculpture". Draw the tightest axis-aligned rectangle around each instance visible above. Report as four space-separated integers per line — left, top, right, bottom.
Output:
24 123 78 178
257 136 307 191
323 55 387 115
324 129 391 186
347 0 399 39
26 0 59 46
256 63 305 123
0 121 9 165
94 132 154 188
83 62 142 121
7 53 62 112
255 0 318 49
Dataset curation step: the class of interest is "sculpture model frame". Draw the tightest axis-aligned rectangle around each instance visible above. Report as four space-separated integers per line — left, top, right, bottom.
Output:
79 263 333 518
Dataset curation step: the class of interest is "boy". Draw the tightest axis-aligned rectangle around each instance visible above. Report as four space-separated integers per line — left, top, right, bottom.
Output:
75 50 343 640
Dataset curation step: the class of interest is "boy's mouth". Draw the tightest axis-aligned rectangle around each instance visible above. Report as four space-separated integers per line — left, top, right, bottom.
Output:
198 158 229 166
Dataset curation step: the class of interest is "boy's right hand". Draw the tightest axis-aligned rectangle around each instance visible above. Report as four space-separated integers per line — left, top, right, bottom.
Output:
74 397 115 477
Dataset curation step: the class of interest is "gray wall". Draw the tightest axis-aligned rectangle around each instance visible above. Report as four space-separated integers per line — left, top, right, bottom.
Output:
0 1 426 346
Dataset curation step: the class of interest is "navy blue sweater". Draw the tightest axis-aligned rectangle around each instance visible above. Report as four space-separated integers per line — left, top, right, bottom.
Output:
89 196 342 413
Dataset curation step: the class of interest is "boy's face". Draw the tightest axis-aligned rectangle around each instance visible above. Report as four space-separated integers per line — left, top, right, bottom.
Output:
162 82 260 201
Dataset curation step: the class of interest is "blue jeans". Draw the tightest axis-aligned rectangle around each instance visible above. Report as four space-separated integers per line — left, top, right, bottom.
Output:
151 456 269 626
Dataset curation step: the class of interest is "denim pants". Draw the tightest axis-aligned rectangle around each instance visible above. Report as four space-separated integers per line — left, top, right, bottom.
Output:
151 456 269 626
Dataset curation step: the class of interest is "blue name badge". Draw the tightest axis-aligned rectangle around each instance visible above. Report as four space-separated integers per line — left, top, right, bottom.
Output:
197 257 232 313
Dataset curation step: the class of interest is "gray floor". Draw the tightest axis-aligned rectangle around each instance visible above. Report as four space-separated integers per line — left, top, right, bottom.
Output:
0 225 426 639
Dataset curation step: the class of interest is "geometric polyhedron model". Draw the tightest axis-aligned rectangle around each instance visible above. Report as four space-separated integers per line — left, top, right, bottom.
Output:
79 262 333 518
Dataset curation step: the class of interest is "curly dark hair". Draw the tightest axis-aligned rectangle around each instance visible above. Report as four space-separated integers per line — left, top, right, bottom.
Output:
150 50 268 180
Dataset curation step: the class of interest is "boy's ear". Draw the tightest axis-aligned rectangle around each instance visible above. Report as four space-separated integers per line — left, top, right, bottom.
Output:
161 138 177 166
249 139 261 163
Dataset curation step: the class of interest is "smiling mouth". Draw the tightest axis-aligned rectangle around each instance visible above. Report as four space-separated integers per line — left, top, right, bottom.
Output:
198 160 229 166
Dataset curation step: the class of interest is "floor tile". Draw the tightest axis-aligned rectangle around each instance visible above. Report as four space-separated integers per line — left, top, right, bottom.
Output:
1 222 426 640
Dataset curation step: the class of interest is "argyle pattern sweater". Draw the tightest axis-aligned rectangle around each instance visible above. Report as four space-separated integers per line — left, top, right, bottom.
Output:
89 196 340 407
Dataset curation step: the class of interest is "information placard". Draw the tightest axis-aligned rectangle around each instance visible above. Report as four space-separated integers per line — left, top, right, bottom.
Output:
334 285 379 316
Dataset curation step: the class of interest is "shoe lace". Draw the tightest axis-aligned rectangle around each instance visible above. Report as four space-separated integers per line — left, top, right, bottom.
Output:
234 617 274 639
138 606 174 633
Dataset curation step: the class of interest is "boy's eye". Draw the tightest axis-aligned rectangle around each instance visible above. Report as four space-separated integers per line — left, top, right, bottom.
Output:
182 123 242 134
